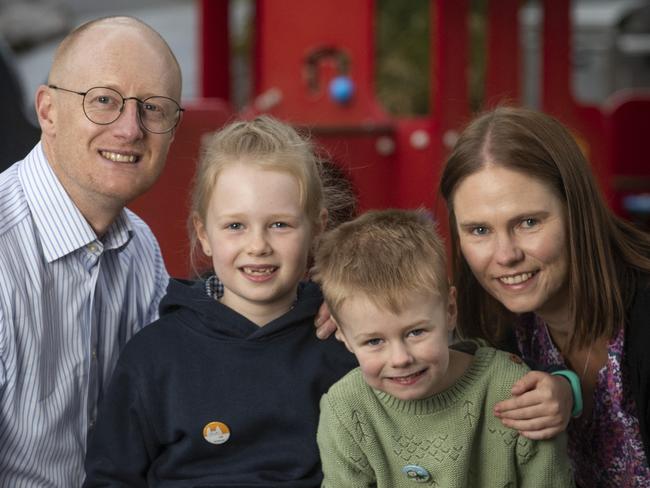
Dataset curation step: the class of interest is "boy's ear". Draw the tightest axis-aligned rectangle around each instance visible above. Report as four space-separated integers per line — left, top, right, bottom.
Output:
332 317 355 354
446 286 458 331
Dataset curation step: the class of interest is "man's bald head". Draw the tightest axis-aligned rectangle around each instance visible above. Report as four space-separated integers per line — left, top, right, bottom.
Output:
48 16 182 96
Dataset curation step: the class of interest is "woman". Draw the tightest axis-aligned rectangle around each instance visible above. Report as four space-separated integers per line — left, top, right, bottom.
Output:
439 106 650 487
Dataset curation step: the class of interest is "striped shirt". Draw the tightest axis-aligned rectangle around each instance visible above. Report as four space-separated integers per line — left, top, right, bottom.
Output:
0 143 169 487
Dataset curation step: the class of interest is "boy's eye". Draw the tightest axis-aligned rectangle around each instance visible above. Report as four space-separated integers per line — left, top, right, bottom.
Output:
365 338 383 347
226 223 243 230
407 328 425 338
270 221 289 229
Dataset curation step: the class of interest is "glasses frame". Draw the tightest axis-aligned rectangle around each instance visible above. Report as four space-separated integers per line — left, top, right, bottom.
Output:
48 84 184 134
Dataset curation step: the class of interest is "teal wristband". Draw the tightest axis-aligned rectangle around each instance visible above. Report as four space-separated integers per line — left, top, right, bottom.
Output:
551 370 583 418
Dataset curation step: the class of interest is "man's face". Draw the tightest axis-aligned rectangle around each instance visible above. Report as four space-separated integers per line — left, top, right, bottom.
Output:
38 23 181 224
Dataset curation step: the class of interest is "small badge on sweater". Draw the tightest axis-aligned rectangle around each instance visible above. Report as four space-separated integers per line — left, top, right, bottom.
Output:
203 421 231 445
402 464 431 482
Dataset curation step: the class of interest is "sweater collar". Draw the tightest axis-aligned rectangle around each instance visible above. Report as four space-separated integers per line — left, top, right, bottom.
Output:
373 347 496 414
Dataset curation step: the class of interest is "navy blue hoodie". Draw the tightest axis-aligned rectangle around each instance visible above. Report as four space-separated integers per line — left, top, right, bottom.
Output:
84 279 356 487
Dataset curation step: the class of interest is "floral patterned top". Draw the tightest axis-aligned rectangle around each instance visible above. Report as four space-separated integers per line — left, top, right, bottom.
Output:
515 314 650 487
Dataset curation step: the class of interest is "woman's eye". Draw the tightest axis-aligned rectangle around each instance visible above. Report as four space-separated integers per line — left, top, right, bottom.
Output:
471 226 489 236
521 218 538 228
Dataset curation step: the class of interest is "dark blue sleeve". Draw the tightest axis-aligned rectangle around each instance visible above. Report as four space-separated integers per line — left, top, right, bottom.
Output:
83 355 158 488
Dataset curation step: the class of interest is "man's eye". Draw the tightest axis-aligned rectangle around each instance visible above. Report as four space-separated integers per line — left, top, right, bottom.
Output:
471 226 489 236
143 102 161 113
92 95 119 107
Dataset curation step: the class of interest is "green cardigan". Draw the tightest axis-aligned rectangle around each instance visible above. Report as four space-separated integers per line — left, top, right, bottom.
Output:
317 347 575 488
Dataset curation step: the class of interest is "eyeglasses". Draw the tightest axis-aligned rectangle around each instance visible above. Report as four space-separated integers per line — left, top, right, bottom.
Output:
48 85 184 134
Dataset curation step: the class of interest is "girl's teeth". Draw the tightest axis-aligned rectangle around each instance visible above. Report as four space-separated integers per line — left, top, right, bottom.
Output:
499 272 533 285
243 267 275 275
101 151 137 163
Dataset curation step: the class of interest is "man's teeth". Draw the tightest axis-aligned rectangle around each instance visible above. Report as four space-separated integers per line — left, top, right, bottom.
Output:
243 266 275 275
499 272 534 285
101 151 137 163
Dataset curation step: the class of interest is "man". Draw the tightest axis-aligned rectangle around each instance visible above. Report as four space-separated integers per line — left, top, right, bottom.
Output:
0 16 182 487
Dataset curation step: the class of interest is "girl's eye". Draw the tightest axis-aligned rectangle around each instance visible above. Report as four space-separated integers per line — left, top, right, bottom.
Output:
365 338 383 347
270 222 289 229
471 226 489 236
226 223 243 230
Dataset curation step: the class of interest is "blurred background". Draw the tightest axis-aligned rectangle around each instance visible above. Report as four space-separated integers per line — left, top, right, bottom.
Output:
2 0 649 276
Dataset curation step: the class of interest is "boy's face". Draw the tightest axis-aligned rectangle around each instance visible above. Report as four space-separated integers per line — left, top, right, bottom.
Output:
335 289 457 401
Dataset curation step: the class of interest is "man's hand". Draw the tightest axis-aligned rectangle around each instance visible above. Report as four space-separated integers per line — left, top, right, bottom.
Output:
315 302 338 340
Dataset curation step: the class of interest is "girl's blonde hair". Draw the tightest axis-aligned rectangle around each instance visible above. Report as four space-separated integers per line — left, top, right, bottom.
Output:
189 115 324 273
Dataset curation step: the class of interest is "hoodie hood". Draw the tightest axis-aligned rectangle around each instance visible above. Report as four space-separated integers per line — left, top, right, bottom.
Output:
159 278 323 342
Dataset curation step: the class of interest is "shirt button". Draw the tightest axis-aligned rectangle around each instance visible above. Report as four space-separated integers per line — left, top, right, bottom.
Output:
87 243 97 253
91 349 97 360
402 464 431 483
89 418 96 430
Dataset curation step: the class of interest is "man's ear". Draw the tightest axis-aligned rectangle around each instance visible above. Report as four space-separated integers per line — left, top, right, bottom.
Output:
447 286 458 332
35 85 56 137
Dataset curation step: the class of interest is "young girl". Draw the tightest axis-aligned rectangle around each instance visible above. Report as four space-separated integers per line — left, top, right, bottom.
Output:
83 116 357 487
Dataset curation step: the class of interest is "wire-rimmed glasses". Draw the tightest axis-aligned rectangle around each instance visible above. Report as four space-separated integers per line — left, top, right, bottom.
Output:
48 85 184 134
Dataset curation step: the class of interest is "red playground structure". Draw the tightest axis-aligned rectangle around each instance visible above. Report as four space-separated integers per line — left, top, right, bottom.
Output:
128 0 650 278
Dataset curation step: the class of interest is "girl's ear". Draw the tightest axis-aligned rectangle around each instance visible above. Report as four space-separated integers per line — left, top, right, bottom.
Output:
193 214 212 257
318 208 329 235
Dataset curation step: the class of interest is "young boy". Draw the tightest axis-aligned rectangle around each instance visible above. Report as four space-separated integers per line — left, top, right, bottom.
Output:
312 209 575 488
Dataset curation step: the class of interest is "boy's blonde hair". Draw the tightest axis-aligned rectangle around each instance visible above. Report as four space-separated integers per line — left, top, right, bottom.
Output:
313 209 449 316
189 115 324 271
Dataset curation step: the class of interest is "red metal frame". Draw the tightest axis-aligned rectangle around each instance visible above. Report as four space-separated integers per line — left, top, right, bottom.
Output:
129 0 650 278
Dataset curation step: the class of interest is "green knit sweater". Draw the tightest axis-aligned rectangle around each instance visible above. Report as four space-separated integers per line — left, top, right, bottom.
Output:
317 347 575 487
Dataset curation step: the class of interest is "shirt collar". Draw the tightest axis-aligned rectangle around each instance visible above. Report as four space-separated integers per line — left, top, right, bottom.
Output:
19 142 133 262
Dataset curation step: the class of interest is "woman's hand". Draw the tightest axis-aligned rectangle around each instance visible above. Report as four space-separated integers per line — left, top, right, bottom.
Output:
493 371 573 440
315 302 339 339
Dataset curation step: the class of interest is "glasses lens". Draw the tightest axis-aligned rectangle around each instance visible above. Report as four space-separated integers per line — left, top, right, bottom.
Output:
83 87 123 124
139 96 181 133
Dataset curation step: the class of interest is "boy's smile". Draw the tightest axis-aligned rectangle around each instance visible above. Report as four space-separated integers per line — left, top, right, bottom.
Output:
335 290 459 401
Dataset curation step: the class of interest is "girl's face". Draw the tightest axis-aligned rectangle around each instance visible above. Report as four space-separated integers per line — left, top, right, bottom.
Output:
451 165 571 325
196 162 317 325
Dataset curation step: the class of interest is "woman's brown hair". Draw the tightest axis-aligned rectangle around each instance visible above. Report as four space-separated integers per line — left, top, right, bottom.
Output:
439 106 650 350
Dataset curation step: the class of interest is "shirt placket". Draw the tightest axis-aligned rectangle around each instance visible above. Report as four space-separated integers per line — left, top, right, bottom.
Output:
82 240 103 434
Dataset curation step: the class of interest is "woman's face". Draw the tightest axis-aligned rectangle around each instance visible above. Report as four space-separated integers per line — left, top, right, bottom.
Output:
452 165 570 324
